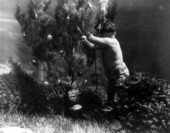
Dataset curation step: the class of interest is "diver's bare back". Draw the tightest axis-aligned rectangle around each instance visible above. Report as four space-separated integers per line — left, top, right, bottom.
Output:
101 38 123 69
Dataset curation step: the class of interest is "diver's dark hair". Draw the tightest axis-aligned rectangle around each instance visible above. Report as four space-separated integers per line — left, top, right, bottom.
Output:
100 20 116 34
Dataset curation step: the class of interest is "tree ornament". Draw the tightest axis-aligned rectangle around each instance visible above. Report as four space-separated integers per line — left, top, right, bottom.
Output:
31 59 38 67
59 50 64 55
47 34 53 40
22 32 26 37
84 79 88 84
44 81 49 86
77 71 82 76
67 15 70 20
57 79 62 86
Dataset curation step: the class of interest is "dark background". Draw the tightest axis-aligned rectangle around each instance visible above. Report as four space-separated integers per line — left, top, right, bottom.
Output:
115 0 170 80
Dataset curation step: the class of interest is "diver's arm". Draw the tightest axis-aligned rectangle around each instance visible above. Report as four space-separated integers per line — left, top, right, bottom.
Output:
82 35 101 49
77 26 111 47
82 39 95 48
87 34 112 47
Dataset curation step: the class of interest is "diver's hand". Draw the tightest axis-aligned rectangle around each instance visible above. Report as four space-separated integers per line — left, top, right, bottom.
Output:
81 35 87 42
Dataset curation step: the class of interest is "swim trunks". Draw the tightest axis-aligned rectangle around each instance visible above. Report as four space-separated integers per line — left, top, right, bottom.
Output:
106 62 130 87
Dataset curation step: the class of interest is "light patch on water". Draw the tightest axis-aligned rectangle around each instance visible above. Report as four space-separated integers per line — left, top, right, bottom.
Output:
0 28 7 32
8 31 22 37
159 4 164 11
0 28 21 37
0 63 12 75
0 18 18 23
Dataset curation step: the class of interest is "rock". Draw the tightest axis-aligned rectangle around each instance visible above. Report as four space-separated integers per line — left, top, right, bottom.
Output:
153 117 159 123
0 64 12 75
101 106 113 112
0 127 35 133
126 122 133 128
109 119 122 131
69 104 82 111
151 125 157 129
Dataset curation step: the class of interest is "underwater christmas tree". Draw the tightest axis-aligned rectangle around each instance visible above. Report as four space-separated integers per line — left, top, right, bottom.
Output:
15 0 117 94
0 0 166 132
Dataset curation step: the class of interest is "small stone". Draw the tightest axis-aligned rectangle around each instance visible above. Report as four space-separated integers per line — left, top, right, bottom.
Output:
151 125 157 129
137 109 141 113
109 119 122 131
148 120 153 125
124 105 129 109
162 120 166 126
126 122 133 128
70 104 82 111
153 118 158 123
101 106 113 112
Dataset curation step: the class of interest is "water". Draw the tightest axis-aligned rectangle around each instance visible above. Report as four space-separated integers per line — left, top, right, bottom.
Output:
115 0 170 80
0 0 33 66
0 0 170 80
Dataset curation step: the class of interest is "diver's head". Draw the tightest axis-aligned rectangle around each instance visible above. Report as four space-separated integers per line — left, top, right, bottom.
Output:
100 20 117 36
